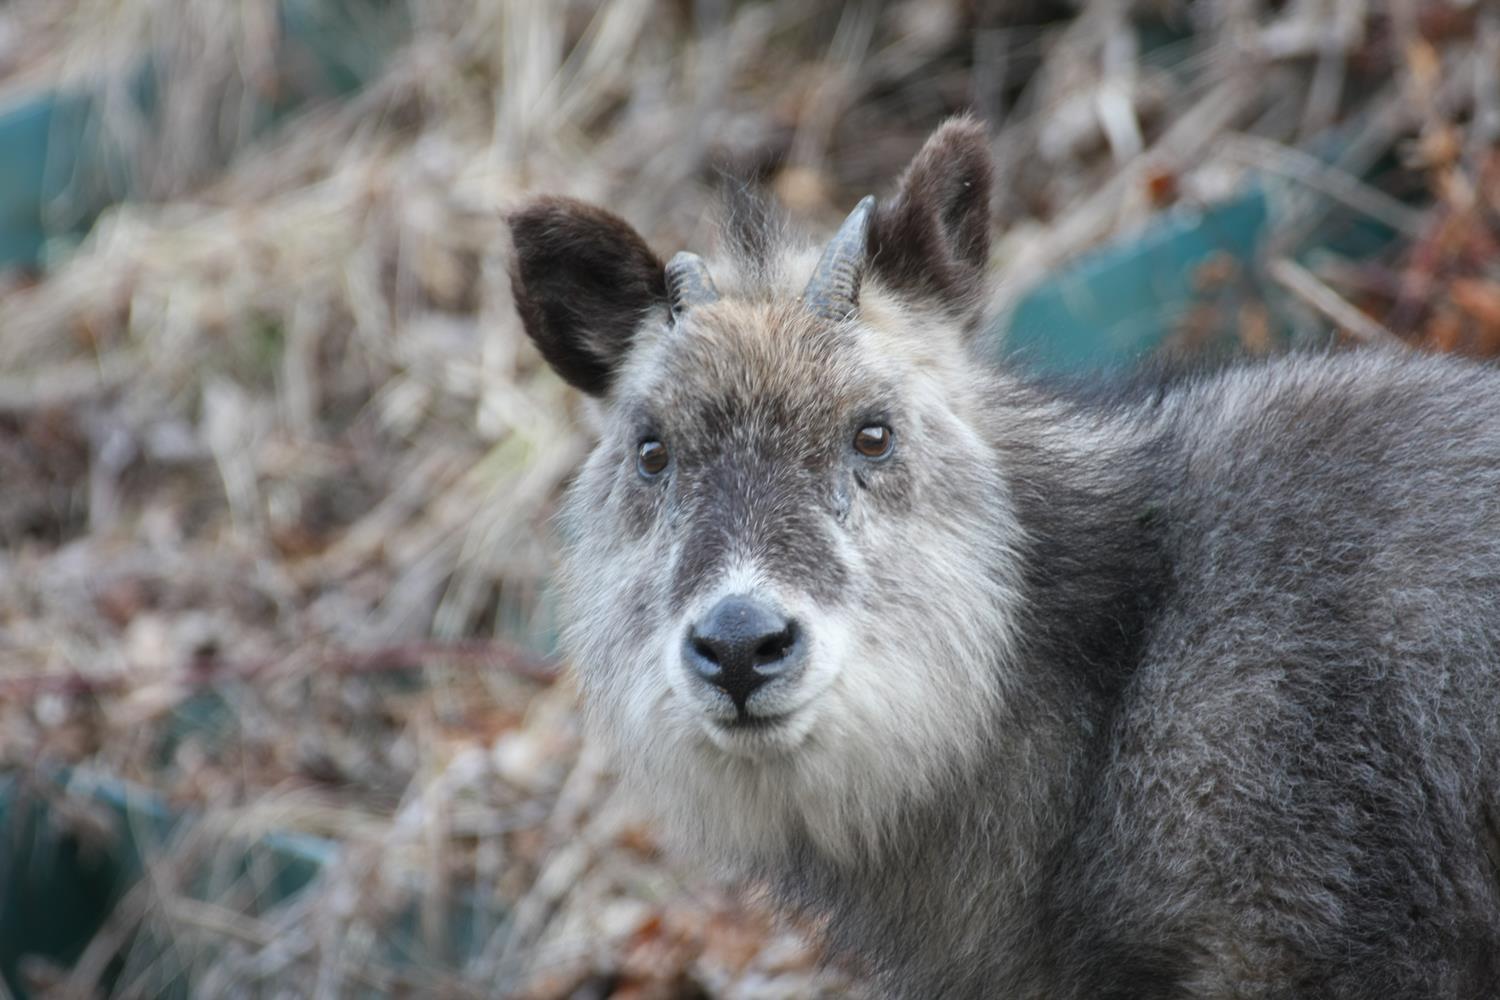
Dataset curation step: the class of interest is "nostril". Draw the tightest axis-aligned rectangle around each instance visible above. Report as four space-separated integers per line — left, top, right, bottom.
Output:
754 623 798 665
692 635 721 666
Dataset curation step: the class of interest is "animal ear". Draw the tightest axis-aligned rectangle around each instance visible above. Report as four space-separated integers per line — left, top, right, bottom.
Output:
869 115 993 331
509 197 667 397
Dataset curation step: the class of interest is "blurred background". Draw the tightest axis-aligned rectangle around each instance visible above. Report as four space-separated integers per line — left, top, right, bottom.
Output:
1 1 1497 996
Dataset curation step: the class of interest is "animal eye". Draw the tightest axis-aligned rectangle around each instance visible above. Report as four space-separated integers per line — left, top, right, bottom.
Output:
637 439 670 477
853 424 893 459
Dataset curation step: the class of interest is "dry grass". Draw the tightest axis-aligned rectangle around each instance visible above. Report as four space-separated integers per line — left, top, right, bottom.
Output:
1 1 1498 996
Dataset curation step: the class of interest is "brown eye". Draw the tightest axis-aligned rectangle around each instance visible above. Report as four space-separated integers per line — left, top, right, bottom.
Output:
637 439 669 477
853 424 893 459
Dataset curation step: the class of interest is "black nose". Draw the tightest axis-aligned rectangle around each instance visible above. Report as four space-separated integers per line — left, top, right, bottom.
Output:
685 595 805 709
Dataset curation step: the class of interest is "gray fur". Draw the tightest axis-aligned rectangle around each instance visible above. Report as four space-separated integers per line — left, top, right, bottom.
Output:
509 122 1500 999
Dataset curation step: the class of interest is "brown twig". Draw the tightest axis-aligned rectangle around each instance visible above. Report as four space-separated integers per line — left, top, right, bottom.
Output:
1268 257 1408 349
0 639 560 701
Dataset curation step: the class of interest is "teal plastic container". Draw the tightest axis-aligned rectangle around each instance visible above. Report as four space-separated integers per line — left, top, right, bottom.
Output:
0 770 503 998
1001 189 1272 372
0 772 322 997
0 0 403 270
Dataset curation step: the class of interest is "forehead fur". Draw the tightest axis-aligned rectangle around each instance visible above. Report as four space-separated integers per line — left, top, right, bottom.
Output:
656 303 870 408
610 260 976 423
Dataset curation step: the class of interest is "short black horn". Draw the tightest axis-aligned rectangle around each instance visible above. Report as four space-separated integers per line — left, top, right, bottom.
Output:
802 195 875 322
666 252 719 315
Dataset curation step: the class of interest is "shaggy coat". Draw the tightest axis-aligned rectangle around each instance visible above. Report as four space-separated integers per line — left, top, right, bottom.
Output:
508 119 1500 999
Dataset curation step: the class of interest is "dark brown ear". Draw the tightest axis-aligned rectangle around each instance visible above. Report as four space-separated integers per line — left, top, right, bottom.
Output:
509 197 667 397
869 116 993 331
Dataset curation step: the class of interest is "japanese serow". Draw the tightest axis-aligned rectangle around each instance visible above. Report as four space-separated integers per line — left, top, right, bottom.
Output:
508 119 1500 998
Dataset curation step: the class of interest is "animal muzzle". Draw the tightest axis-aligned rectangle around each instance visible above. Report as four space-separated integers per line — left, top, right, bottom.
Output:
683 594 806 711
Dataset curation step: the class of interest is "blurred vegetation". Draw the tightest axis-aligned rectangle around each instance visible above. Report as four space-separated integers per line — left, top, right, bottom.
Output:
0 1 1497 996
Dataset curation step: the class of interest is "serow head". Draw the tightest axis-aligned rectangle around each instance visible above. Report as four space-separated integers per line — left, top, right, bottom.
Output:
507 117 1019 862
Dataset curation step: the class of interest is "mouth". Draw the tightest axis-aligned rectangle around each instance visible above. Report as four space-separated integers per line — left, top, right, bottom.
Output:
697 705 814 758
716 711 792 732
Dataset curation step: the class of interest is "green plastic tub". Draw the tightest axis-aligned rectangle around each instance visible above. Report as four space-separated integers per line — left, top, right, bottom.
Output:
0 0 404 270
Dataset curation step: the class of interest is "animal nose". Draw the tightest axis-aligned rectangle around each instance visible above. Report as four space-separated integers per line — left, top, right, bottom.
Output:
685 595 804 709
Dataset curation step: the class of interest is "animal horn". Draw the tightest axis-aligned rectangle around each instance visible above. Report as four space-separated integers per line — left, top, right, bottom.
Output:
665 252 720 314
802 195 875 322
